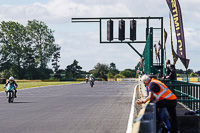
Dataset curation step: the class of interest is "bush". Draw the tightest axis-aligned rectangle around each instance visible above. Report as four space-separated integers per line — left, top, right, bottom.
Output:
114 74 125 81
1 69 12 79
0 79 6 84
76 79 85 81
120 69 135 78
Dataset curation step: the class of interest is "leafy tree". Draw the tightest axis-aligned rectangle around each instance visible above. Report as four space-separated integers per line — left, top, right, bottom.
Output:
1 67 18 79
120 69 135 78
52 51 60 73
0 20 60 79
176 69 184 74
114 74 125 81
0 21 28 79
57 69 66 74
1 69 11 79
65 60 82 79
26 19 60 79
109 62 117 70
23 52 37 79
107 62 119 79
91 63 109 81
44 68 54 79
107 71 115 78
65 71 73 79
195 71 200 76
52 51 61 78
109 62 119 72
187 69 194 74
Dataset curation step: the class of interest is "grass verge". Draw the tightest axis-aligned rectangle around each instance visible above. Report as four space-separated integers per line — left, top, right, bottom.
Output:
0 81 82 92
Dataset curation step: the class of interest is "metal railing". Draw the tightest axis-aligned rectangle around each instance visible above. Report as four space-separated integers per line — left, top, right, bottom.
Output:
133 79 200 133
163 80 200 114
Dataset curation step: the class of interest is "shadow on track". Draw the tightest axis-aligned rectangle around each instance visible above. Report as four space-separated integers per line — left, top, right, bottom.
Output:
12 101 36 104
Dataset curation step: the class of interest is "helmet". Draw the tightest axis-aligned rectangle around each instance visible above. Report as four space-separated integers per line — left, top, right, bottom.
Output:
90 74 93 77
9 77 14 81
9 77 14 82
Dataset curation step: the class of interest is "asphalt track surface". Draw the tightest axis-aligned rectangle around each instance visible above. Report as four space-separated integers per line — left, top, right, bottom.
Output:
0 81 136 133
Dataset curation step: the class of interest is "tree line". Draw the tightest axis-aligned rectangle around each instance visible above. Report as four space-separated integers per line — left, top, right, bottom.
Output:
0 19 136 81
0 20 60 79
62 59 200 81
0 20 198 80
176 69 200 77
61 60 136 81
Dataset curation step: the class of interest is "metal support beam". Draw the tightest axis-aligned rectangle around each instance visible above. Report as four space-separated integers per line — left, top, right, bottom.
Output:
149 27 154 75
127 43 142 57
146 18 149 39
161 18 164 77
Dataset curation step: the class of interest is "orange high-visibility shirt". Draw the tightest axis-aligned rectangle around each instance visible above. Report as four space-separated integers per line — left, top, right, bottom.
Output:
150 78 177 101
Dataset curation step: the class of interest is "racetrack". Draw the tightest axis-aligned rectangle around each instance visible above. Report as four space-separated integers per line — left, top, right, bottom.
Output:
0 81 136 133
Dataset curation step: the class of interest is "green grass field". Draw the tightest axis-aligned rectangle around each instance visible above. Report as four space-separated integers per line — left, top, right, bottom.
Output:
0 81 82 92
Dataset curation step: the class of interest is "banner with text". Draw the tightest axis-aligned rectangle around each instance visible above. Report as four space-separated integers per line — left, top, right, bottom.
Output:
166 0 189 68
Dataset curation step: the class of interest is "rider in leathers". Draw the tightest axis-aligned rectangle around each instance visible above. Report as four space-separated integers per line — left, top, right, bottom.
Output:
4 77 18 98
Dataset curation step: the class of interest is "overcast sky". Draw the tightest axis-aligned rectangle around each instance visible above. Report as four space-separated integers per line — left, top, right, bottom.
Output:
0 0 199 72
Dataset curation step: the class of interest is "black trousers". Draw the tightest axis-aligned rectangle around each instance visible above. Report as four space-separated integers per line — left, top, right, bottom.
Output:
156 99 178 133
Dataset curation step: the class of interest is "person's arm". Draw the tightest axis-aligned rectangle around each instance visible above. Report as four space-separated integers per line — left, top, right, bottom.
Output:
143 92 154 103
14 81 18 88
4 82 8 88
136 92 153 105
166 69 174 79
136 82 159 105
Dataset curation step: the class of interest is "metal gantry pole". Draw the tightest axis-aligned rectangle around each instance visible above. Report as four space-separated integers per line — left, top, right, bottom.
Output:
161 17 164 77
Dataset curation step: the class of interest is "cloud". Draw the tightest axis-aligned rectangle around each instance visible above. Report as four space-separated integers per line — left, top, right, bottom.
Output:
0 0 200 71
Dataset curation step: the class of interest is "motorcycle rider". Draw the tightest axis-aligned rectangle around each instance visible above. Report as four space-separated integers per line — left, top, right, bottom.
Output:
85 75 89 83
4 77 18 98
89 74 95 83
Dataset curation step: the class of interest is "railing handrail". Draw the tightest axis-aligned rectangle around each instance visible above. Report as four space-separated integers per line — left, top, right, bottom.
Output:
163 80 200 114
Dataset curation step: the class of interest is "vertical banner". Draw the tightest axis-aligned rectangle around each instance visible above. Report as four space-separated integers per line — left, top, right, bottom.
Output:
169 13 178 64
166 0 189 68
164 29 167 60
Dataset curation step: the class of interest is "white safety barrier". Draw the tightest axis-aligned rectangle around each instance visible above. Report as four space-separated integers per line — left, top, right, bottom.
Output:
117 78 136 81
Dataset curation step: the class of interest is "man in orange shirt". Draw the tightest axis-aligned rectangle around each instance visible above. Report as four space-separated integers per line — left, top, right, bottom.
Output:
136 75 178 133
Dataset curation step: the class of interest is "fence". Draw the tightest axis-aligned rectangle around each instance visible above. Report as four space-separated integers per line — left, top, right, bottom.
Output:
117 78 136 81
163 80 200 114
132 79 200 133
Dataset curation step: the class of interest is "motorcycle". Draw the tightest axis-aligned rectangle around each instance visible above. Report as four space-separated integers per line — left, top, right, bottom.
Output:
89 77 94 87
5 83 15 103
86 78 88 83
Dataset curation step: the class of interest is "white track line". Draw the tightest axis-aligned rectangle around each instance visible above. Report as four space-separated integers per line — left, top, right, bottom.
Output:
126 84 138 133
